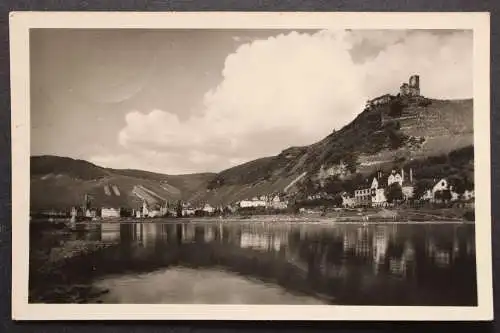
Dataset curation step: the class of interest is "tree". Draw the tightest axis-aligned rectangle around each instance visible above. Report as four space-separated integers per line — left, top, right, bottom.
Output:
441 189 452 202
434 189 452 203
323 176 343 195
388 129 407 150
176 200 183 218
388 99 404 118
385 183 403 203
383 121 407 150
448 176 466 197
344 152 358 174
449 146 474 166
291 199 300 214
434 190 443 202
299 177 316 196
333 194 343 207
414 179 433 200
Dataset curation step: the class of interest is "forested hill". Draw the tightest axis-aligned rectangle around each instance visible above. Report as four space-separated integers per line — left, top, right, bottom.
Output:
30 155 215 210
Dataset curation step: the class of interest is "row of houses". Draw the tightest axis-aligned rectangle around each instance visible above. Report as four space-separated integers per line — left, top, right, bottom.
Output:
70 194 289 220
133 201 223 218
71 195 279 220
343 168 474 208
352 169 415 207
73 199 224 220
237 194 289 210
180 202 218 217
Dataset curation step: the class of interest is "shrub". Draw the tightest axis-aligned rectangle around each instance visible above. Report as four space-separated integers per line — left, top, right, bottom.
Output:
385 183 403 203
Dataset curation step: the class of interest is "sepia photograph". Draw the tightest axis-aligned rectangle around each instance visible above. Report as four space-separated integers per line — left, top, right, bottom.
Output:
10 12 492 321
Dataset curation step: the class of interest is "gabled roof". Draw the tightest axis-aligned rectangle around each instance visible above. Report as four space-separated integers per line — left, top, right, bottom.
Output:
431 178 450 189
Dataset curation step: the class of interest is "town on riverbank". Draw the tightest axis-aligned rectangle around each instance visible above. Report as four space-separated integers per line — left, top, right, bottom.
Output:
31 166 475 225
32 166 475 225
31 76 475 226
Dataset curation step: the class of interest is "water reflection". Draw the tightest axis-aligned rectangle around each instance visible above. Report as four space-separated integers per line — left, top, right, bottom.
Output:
86 222 476 306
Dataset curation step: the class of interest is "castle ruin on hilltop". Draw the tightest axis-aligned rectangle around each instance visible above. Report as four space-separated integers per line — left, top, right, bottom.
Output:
400 75 420 97
366 74 422 110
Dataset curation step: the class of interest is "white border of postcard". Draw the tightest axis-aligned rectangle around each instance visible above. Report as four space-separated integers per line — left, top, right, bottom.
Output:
10 11 492 321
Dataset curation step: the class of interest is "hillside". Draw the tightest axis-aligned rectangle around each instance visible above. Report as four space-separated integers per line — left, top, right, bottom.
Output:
195 97 473 205
30 156 215 211
31 96 474 209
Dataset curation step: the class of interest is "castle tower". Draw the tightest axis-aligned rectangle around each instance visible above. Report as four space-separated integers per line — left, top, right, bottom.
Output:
409 75 420 96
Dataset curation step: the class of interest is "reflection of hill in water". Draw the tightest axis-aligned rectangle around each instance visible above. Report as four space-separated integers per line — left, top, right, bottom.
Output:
79 222 478 306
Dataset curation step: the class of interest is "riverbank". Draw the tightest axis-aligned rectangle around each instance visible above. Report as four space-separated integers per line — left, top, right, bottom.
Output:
31 207 473 226
29 226 117 303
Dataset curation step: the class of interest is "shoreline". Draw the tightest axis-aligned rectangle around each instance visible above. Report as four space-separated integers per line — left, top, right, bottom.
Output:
31 215 473 225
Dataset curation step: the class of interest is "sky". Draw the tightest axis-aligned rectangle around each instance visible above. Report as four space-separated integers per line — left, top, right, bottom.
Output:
30 29 473 175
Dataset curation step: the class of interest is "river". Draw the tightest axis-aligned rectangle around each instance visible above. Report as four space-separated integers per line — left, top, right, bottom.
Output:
29 221 477 305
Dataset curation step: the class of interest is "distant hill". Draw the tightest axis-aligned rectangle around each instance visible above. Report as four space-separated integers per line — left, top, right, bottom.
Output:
31 96 474 210
30 155 215 211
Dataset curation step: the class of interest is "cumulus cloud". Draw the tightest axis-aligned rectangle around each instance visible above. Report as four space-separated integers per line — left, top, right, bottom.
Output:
361 30 472 99
104 29 472 174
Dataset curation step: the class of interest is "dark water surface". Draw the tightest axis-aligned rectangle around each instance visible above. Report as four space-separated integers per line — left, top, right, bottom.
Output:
30 221 477 305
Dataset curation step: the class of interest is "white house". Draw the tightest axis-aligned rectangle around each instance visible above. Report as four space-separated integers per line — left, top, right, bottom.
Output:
387 169 404 187
182 207 196 216
432 178 449 194
203 203 216 214
267 195 288 209
430 178 459 202
148 209 161 218
370 177 387 207
101 207 121 218
85 209 96 218
354 187 372 206
387 168 415 200
341 192 356 208
463 189 475 200
240 197 267 208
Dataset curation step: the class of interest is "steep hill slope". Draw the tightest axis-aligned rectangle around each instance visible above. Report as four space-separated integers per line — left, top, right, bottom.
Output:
195 97 473 205
30 156 215 211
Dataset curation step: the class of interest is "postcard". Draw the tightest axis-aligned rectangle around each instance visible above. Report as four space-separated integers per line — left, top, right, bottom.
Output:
10 11 492 321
